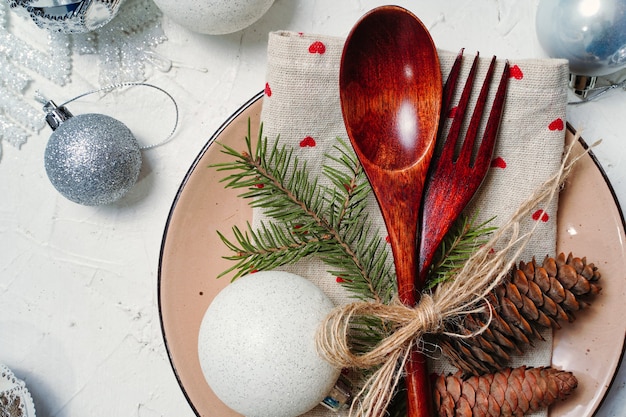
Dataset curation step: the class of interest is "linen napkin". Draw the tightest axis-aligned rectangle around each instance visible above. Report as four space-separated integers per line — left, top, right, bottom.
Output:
255 30 569 417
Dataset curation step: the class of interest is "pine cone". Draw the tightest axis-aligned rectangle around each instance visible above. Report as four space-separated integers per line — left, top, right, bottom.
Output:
433 366 578 417
438 253 601 375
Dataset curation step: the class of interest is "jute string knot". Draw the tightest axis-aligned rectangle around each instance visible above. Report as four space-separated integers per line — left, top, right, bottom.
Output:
317 295 443 369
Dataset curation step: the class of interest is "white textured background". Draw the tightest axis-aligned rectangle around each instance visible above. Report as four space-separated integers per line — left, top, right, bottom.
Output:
0 1 624 416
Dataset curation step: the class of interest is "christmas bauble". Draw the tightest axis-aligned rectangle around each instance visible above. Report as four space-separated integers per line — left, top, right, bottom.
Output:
152 0 275 35
44 112 142 206
536 0 626 76
198 271 340 417
9 0 123 33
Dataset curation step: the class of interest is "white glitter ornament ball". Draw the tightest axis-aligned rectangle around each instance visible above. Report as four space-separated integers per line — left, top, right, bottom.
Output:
44 103 142 206
198 271 340 417
152 0 275 34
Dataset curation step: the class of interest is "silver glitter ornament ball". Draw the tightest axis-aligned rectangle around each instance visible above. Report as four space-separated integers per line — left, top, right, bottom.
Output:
44 107 142 206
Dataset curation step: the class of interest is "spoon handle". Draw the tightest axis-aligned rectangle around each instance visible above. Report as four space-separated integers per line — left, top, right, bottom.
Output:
363 163 435 417
366 166 423 306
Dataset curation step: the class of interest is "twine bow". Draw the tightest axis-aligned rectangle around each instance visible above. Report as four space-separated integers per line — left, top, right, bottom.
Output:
318 294 478 370
315 136 588 417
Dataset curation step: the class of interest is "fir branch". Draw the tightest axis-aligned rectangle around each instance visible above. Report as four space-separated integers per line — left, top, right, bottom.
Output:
216 222 332 278
212 121 395 302
322 138 372 229
424 214 497 290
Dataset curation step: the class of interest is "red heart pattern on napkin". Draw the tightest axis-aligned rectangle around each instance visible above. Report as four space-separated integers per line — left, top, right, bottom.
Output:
491 157 507 169
509 64 524 80
300 136 317 147
308 41 326 54
548 118 564 131
532 209 550 222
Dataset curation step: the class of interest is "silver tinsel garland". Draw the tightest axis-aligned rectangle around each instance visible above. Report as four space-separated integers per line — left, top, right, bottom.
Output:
0 1 68 159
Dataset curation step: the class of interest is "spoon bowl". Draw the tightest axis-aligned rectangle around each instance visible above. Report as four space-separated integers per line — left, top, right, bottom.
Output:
340 6 442 417
341 10 440 172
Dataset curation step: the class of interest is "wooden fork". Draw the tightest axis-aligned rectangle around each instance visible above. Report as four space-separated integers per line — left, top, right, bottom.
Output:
417 50 510 287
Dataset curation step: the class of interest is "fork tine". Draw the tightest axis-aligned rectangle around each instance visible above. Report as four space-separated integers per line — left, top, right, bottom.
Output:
442 52 480 162
435 49 463 161
441 49 464 124
473 61 510 170
457 55 497 167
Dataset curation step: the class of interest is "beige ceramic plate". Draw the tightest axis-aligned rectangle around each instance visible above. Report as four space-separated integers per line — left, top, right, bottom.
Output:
158 92 626 417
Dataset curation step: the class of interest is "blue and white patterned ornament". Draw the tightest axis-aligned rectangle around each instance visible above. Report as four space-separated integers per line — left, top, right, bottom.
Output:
536 0 626 76
536 0 626 96
9 0 123 33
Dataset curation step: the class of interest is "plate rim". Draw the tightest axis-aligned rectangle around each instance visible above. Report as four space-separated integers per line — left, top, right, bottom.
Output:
157 94 626 417
157 91 264 416
566 122 626 415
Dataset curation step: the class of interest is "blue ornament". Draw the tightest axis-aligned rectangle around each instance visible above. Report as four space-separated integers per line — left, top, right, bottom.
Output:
536 0 626 76
9 0 123 33
43 101 142 206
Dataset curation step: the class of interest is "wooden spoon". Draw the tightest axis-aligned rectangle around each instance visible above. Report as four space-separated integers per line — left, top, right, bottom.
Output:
339 6 442 417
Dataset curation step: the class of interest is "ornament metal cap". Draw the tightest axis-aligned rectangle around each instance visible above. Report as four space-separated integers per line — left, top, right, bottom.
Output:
569 74 597 98
43 100 74 130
